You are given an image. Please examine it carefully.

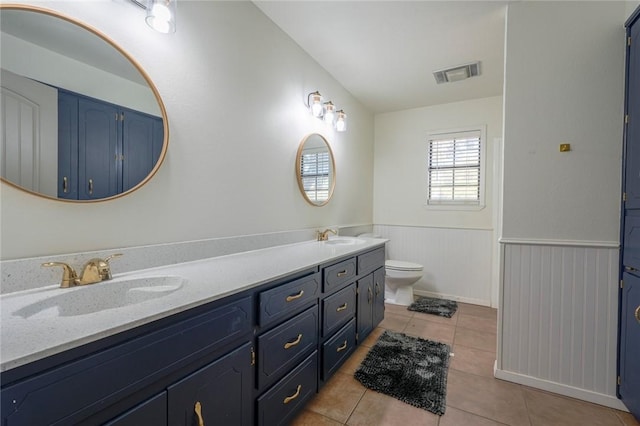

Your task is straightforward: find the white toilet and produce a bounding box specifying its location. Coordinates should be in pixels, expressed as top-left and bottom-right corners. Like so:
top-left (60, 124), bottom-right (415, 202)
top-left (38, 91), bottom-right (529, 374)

top-left (358, 234), bottom-right (424, 306)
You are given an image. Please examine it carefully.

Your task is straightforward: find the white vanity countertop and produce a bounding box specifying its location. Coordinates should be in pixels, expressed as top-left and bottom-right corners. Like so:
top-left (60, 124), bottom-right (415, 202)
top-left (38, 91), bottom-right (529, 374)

top-left (0, 237), bottom-right (386, 372)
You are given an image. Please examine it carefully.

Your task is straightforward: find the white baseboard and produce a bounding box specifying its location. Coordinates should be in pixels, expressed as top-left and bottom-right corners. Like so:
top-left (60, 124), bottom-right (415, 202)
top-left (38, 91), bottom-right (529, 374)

top-left (413, 289), bottom-right (490, 307)
top-left (494, 369), bottom-right (629, 412)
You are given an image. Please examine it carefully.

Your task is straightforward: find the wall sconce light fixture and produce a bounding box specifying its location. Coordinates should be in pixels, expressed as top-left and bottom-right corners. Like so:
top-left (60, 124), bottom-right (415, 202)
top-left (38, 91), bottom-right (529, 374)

top-left (306, 91), bottom-right (347, 132)
top-left (336, 110), bottom-right (347, 132)
top-left (307, 91), bottom-right (324, 118)
top-left (323, 101), bottom-right (336, 125)
top-left (146, 0), bottom-right (176, 33)
top-left (130, 0), bottom-right (177, 33)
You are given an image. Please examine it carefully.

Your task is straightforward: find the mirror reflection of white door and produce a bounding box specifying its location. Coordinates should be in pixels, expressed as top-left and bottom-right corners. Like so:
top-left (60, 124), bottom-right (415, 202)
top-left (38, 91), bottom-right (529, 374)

top-left (1, 68), bottom-right (57, 196)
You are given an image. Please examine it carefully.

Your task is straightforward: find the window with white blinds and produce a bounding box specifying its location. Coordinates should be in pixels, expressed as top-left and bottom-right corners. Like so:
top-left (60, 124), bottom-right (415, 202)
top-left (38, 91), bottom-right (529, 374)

top-left (427, 130), bottom-right (482, 205)
top-left (300, 149), bottom-right (330, 202)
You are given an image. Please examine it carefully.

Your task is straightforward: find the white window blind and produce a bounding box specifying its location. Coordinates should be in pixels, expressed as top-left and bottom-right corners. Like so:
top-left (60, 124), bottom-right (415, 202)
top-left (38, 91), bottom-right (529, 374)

top-left (300, 149), bottom-right (330, 202)
top-left (428, 130), bottom-right (481, 205)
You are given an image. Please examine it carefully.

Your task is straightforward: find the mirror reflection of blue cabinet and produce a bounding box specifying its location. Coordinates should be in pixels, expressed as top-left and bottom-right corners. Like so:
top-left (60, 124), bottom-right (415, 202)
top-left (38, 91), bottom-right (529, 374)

top-left (57, 90), bottom-right (163, 200)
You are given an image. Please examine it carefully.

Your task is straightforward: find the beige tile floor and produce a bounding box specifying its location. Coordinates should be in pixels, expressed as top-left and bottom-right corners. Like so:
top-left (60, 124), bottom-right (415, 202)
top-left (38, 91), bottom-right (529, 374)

top-left (292, 302), bottom-right (640, 426)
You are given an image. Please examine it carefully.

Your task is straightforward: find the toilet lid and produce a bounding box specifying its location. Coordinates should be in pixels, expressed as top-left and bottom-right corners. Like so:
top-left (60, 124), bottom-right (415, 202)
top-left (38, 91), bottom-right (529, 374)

top-left (385, 260), bottom-right (423, 271)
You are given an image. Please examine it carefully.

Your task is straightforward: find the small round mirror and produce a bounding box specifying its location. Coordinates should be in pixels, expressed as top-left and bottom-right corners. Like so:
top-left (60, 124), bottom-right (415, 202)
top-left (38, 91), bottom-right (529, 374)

top-left (295, 133), bottom-right (335, 206)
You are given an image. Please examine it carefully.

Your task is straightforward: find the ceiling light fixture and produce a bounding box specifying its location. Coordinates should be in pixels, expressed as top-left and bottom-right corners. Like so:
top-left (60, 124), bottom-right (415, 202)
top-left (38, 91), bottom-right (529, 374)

top-left (306, 91), bottom-right (347, 132)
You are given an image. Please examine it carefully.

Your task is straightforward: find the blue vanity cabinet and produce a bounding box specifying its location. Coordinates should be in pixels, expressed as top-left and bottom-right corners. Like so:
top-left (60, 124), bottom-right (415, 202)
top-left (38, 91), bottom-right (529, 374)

top-left (167, 342), bottom-right (253, 426)
top-left (372, 266), bottom-right (385, 326)
top-left (356, 273), bottom-right (375, 340)
top-left (322, 282), bottom-right (357, 337)
top-left (57, 90), bottom-right (163, 200)
top-left (104, 392), bottom-right (168, 426)
top-left (78, 97), bottom-right (119, 199)
top-left (121, 107), bottom-right (164, 193)
top-left (0, 295), bottom-right (253, 426)
top-left (1, 244), bottom-right (386, 426)
top-left (322, 319), bottom-right (357, 380)
top-left (256, 305), bottom-right (319, 391)
top-left (256, 351), bottom-right (319, 426)
top-left (356, 266), bottom-right (386, 343)
top-left (57, 91), bottom-right (78, 199)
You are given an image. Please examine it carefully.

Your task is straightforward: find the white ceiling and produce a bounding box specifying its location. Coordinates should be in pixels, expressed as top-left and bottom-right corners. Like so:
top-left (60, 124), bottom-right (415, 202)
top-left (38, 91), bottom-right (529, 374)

top-left (1, 8), bottom-right (147, 86)
top-left (254, 1), bottom-right (508, 114)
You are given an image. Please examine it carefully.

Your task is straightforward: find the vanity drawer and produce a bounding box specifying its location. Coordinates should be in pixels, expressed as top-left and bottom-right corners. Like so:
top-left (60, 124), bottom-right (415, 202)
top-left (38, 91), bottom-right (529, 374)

top-left (322, 283), bottom-right (356, 337)
top-left (357, 246), bottom-right (385, 276)
top-left (258, 272), bottom-right (320, 327)
top-left (323, 257), bottom-right (356, 293)
top-left (1, 296), bottom-right (252, 426)
top-left (256, 351), bottom-right (318, 426)
top-left (322, 319), bottom-right (356, 380)
top-left (257, 305), bottom-right (319, 390)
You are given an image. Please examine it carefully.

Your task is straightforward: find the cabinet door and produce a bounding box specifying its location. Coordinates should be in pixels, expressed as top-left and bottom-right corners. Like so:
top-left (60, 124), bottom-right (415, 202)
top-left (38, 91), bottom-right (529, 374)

top-left (167, 342), bottom-right (253, 426)
top-left (373, 267), bottom-right (386, 327)
top-left (78, 97), bottom-right (119, 199)
top-left (121, 108), bottom-right (163, 193)
top-left (104, 392), bottom-right (167, 426)
top-left (357, 273), bottom-right (374, 341)
top-left (57, 91), bottom-right (78, 199)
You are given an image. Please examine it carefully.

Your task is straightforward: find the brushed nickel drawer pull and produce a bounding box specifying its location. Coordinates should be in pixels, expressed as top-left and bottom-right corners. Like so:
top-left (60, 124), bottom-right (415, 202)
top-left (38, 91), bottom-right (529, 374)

top-left (635, 305), bottom-right (640, 324)
top-left (337, 270), bottom-right (348, 277)
top-left (194, 401), bottom-right (205, 426)
top-left (286, 290), bottom-right (304, 302)
top-left (283, 385), bottom-right (302, 404)
top-left (88, 178), bottom-right (93, 195)
top-left (63, 176), bottom-right (68, 193)
top-left (336, 303), bottom-right (348, 312)
top-left (284, 334), bottom-right (303, 349)
top-left (337, 340), bottom-right (348, 352)
top-left (375, 282), bottom-right (380, 295)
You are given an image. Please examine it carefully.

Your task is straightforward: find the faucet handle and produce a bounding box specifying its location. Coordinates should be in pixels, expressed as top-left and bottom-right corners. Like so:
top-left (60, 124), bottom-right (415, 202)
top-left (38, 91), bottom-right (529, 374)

top-left (42, 262), bottom-right (78, 288)
top-left (101, 253), bottom-right (123, 280)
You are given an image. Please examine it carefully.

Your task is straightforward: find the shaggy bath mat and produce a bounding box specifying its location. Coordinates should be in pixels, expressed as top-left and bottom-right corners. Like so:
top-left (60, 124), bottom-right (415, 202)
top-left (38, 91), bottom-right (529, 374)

top-left (407, 296), bottom-right (458, 318)
top-left (354, 330), bottom-right (451, 415)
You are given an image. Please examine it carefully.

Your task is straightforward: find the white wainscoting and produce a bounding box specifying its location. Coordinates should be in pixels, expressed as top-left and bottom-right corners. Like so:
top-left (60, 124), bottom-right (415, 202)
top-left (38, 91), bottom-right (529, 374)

top-left (497, 241), bottom-right (625, 410)
top-left (373, 224), bottom-right (494, 306)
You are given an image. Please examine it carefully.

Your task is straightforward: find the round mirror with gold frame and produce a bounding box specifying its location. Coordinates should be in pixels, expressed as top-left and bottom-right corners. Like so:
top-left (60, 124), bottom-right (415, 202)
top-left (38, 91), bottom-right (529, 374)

top-left (0, 4), bottom-right (169, 202)
top-left (295, 133), bottom-right (336, 206)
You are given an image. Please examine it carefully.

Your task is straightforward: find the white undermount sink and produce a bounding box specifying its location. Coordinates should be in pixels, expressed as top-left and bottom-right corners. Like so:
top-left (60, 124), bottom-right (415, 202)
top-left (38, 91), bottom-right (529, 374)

top-left (323, 237), bottom-right (367, 246)
top-left (12, 276), bottom-right (186, 319)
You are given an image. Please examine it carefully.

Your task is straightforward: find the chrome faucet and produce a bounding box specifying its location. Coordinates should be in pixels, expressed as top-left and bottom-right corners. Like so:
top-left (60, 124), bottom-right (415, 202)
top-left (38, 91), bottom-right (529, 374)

top-left (42, 254), bottom-right (122, 288)
top-left (317, 228), bottom-right (337, 241)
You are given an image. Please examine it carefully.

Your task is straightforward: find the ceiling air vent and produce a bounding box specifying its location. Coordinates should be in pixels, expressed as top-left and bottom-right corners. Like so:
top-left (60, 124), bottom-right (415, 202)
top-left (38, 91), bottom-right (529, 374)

top-left (433, 62), bottom-right (481, 84)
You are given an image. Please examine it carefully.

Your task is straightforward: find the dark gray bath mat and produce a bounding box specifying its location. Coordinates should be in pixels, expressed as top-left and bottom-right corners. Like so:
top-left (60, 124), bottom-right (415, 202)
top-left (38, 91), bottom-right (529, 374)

top-left (407, 296), bottom-right (458, 318)
top-left (354, 330), bottom-right (451, 415)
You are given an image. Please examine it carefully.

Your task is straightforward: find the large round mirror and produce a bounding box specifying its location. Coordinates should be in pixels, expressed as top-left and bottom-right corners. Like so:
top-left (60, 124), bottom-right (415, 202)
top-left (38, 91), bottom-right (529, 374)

top-left (295, 133), bottom-right (335, 206)
top-left (0, 5), bottom-right (168, 202)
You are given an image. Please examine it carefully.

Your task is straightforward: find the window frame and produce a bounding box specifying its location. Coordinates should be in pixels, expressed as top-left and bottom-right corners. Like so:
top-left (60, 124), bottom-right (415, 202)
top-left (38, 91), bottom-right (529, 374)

top-left (425, 125), bottom-right (487, 210)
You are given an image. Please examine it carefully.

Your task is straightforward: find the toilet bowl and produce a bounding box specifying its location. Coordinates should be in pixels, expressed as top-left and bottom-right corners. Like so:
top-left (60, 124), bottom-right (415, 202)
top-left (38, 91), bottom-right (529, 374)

top-left (384, 260), bottom-right (423, 306)
top-left (358, 233), bottom-right (424, 306)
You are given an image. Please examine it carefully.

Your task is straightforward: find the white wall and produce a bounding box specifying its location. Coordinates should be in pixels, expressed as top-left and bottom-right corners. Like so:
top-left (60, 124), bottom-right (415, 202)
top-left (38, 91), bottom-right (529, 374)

top-left (0, 1), bottom-right (374, 260)
top-left (501, 2), bottom-right (624, 244)
top-left (374, 96), bottom-right (502, 229)
top-left (498, 1), bottom-right (627, 409)
top-left (373, 96), bottom-right (503, 306)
